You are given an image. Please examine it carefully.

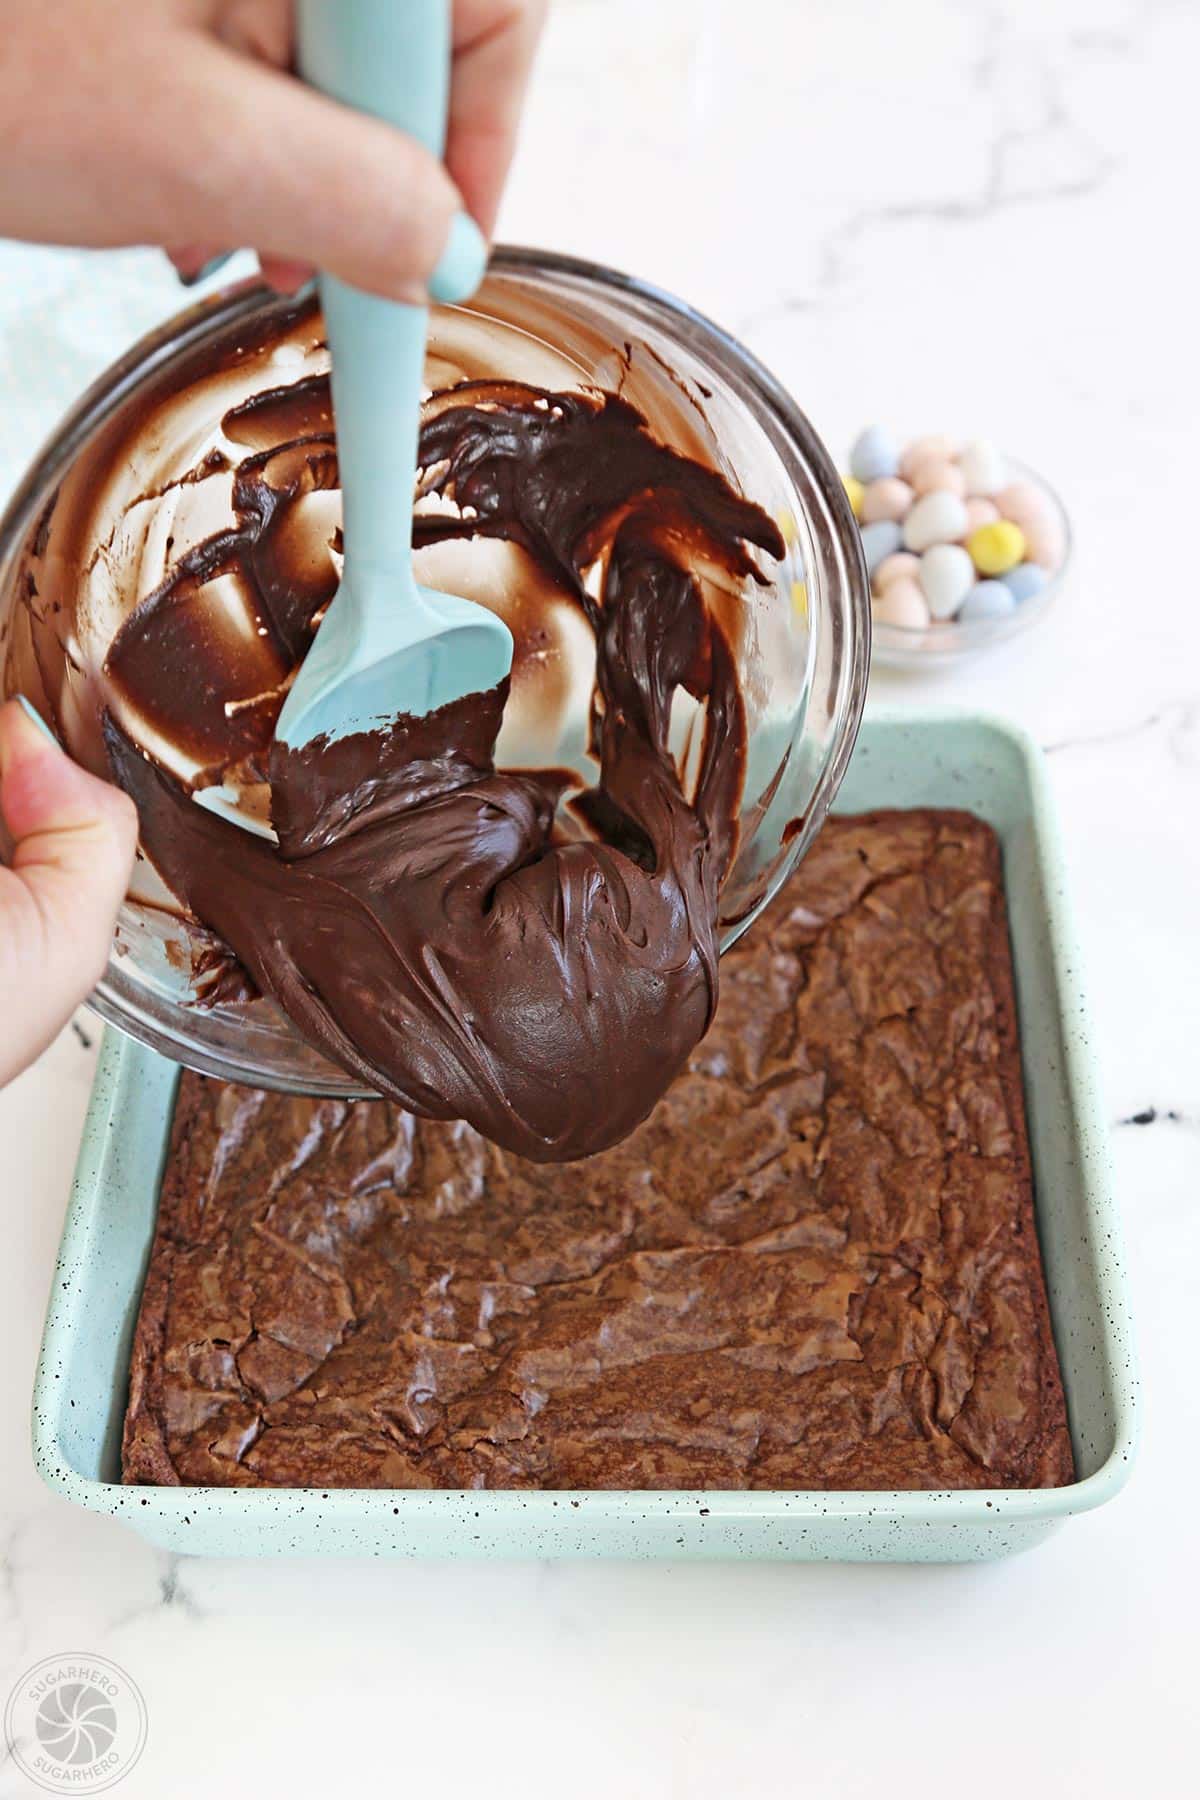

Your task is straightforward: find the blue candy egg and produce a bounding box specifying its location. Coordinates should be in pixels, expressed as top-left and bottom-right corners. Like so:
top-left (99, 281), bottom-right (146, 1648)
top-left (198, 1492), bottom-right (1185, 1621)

top-left (850, 424), bottom-right (900, 484)
top-left (1001, 561), bottom-right (1049, 605)
top-left (859, 518), bottom-right (903, 574)
top-left (958, 580), bottom-right (1016, 622)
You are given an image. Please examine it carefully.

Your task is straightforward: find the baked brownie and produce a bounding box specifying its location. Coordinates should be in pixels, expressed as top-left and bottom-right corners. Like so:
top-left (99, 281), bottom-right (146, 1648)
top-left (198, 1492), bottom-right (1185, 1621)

top-left (122, 810), bottom-right (1075, 1490)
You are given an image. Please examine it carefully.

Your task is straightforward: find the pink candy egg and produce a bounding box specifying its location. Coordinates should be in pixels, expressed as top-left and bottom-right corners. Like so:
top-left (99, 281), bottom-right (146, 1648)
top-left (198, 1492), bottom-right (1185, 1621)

top-left (872, 577), bottom-right (929, 630)
top-left (910, 459), bottom-right (966, 499)
top-left (964, 497), bottom-right (1000, 533)
top-left (995, 479), bottom-right (1051, 529)
top-left (899, 434), bottom-right (958, 481)
top-left (1017, 522), bottom-right (1062, 570)
top-left (860, 476), bottom-right (914, 525)
top-left (873, 551), bottom-right (921, 592)
top-left (995, 480), bottom-right (1065, 570)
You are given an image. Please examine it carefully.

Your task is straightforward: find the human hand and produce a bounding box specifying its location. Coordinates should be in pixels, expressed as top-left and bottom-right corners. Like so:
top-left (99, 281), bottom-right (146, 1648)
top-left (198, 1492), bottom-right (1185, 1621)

top-left (0, 700), bottom-right (137, 1086)
top-left (0, 0), bottom-right (546, 301)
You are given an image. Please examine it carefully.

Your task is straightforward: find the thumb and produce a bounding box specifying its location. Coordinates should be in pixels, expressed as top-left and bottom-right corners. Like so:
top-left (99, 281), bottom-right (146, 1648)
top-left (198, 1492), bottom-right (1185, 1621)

top-left (153, 33), bottom-right (488, 305)
top-left (0, 699), bottom-right (137, 1083)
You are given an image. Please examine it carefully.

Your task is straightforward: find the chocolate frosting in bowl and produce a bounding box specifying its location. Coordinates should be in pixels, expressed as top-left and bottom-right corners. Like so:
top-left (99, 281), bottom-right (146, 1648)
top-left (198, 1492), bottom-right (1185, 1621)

top-left (25, 293), bottom-right (787, 1159)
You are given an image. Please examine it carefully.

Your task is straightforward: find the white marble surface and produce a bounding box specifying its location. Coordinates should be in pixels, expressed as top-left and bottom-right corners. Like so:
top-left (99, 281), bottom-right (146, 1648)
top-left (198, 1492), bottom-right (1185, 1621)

top-left (1, 0), bottom-right (1197, 1793)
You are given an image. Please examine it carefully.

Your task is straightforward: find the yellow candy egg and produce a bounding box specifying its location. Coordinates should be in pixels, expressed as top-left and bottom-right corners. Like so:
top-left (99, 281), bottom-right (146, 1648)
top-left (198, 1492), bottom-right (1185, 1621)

top-left (842, 473), bottom-right (865, 519)
top-left (967, 519), bottom-right (1026, 576)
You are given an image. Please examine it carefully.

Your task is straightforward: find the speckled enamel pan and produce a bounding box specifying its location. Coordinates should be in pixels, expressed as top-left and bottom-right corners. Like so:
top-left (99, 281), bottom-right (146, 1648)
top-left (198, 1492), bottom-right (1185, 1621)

top-left (32, 711), bottom-right (1138, 1560)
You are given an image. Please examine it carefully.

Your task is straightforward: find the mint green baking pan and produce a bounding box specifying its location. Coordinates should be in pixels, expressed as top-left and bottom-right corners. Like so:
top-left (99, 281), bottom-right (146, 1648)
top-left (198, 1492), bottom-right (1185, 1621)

top-left (31, 711), bottom-right (1138, 1560)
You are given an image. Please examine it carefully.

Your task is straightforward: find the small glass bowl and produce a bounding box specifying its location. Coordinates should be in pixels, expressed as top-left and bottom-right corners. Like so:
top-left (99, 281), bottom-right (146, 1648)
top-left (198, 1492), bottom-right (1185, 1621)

top-left (0, 249), bottom-right (870, 1096)
top-left (869, 460), bottom-right (1071, 669)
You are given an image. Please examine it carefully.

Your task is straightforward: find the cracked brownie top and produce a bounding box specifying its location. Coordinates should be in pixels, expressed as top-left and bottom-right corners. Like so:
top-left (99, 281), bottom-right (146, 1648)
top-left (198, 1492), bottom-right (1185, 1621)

top-left (122, 809), bottom-right (1074, 1491)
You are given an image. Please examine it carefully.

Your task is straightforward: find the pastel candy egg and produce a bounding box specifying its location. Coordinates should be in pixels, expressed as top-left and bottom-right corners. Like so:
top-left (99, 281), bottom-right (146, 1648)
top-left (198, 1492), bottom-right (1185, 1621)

top-left (909, 459), bottom-right (966, 499)
top-left (902, 490), bottom-right (969, 553)
top-left (959, 580), bottom-right (1016, 623)
top-left (899, 434), bottom-right (958, 480)
top-left (849, 425), bottom-right (900, 484)
top-left (860, 476), bottom-right (914, 524)
top-left (874, 550), bottom-right (921, 592)
top-left (994, 478), bottom-right (1052, 529)
top-left (1022, 521), bottom-right (1064, 570)
top-left (964, 496), bottom-right (1000, 533)
top-left (919, 543), bottom-right (975, 620)
top-left (1001, 561), bottom-right (1049, 605)
top-left (859, 518), bottom-right (904, 574)
top-left (995, 480), bottom-right (1065, 570)
top-left (958, 439), bottom-right (1007, 497)
top-left (872, 578), bottom-right (929, 630)
top-left (842, 474), bottom-right (865, 520)
top-left (967, 519), bottom-right (1025, 576)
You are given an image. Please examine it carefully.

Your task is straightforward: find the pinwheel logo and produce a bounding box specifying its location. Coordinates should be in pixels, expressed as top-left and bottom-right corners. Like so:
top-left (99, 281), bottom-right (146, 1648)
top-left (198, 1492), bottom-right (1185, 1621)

top-left (5, 1654), bottom-right (147, 1793)
top-left (36, 1680), bottom-right (117, 1763)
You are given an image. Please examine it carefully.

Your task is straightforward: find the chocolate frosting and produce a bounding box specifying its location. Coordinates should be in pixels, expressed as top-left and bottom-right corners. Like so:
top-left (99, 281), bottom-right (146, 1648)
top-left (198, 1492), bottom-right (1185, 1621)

top-left (103, 375), bottom-right (783, 1161)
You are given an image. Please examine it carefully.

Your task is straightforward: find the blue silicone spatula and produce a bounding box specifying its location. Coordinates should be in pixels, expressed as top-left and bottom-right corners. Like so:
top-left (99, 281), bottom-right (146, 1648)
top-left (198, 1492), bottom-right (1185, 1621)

top-left (196, 0), bottom-right (511, 836)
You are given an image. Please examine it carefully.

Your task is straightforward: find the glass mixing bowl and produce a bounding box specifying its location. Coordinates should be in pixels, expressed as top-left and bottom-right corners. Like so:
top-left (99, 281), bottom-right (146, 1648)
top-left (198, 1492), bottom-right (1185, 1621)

top-left (0, 247), bottom-right (870, 1095)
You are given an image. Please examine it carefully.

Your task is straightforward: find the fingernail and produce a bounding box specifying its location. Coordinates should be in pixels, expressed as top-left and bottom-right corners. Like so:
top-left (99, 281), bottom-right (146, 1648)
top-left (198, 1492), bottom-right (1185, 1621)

top-left (428, 212), bottom-right (488, 305)
top-left (14, 695), bottom-right (60, 748)
top-left (178, 252), bottom-right (236, 288)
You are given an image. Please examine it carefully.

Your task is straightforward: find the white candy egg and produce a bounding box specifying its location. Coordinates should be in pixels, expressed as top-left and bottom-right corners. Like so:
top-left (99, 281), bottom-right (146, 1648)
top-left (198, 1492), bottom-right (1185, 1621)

top-left (918, 544), bottom-right (975, 620)
top-left (902, 490), bottom-right (969, 553)
top-left (958, 439), bottom-right (1007, 497)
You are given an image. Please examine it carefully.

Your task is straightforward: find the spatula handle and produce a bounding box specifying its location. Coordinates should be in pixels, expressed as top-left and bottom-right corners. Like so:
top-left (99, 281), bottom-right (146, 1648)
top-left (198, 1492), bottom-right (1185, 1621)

top-left (296, 0), bottom-right (451, 580)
